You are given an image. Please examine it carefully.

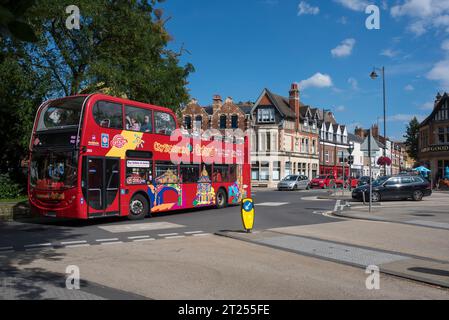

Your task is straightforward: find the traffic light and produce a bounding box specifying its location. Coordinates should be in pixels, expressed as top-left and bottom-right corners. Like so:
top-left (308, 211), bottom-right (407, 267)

top-left (347, 155), bottom-right (354, 165)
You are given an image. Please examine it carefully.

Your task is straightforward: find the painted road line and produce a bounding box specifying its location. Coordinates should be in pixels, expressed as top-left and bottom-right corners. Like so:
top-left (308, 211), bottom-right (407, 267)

top-left (193, 233), bottom-right (213, 237)
top-left (99, 222), bottom-right (185, 234)
top-left (61, 240), bottom-right (88, 246)
top-left (0, 246), bottom-right (14, 251)
top-left (133, 238), bottom-right (156, 243)
top-left (257, 202), bottom-right (290, 207)
top-left (334, 200), bottom-right (341, 212)
top-left (24, 243), bottom-right (53, 249)
top-left (128, 235), bottom-right (150, 240)
top-left (164, 235), bottom-right (186, 240)
top-left (184, 231), bottom-right (204, 235)
top-left (96, 238), bottom-right (120, 242)
top-left (66, 244), bottom-right (91, 249)
top-left (100, 241), bottom-right (124, 246)
top-left (158, 233), bottom-right (179, 237)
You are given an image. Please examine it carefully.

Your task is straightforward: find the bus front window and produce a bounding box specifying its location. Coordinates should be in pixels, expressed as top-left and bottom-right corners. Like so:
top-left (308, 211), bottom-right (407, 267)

top-left (30, 151), bottom-right (78, 190)
top-left (36, 97), bottom-right (85, 131)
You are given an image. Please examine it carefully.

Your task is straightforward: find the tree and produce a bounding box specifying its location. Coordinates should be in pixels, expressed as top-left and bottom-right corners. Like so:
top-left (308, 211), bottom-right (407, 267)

top-left (0, 0), bottom-right (193, 190)
top-left (13, 0), bottom-right (194, 109)
top-left (404, 117), bottom-right (420, 161)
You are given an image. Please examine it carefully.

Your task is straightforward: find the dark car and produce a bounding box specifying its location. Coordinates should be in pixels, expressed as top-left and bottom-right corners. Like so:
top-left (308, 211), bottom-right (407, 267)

top-left (357, 176), bottom-right (372, 187)
top-left (352, 175), bottom-right (432, 202)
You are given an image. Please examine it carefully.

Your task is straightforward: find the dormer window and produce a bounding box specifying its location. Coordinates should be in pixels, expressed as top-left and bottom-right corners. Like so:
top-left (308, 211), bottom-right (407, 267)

top-left (184, 116), bottom-right (192, 130)
top-left (257, 108), bottom-right (275, 123)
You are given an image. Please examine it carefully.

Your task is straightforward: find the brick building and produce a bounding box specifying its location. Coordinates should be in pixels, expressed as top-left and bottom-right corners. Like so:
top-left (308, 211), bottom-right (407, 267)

top-left (250, 83), bottom-right (320, 187)
top-left (418, 92), bottom-right (449, 186)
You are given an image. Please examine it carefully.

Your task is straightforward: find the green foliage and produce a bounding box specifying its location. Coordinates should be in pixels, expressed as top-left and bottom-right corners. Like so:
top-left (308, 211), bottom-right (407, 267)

top-left (404, 117), bottom-right (420, 161)
top-left (0, 174), bottom-right (24, 199)
top-left (0, 0), bottom-right (193, 190)
top-left (0, 0), bottom-right (38, 42)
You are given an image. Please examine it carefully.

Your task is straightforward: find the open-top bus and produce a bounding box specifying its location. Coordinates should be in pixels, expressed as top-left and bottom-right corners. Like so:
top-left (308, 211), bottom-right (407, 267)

top-left (28, 94), bottom-right (251, 220)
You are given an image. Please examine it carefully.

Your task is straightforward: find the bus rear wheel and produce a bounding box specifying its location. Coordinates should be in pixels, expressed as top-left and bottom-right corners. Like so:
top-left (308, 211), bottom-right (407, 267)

top-left (128, 194), bottom-right (149, 220)
top-left (216, 189), bottom-right (228, 209)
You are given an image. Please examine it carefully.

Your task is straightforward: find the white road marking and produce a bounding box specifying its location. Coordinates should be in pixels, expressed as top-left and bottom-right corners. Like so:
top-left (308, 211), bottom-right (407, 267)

top-left (128, 235), bottom-right (150, 240)
top-left (164, 236), bottom-right (186, 240)
top-left (61, 240), bottom-right (87, 245)
top-left (0, 246), bottom-right (13, 251)
top-left (100, 241), bottom-right (123, 246)
top-left (158, 233), bottom-right (179, 237)
top-left (96, 238), bottom-right (119, 242)
top-left (193, 233), bottom-right (213, 237)
top-left (24, 243), bottom-right (52, 248)
top-left (99, 222), bottom-right (185, 233)
top-left (334, 200), bottom-right (341, 212)
top-left (257, 202), bottom-right (289, 207)
top-left (133, 238), bottom-right (156, 242)
top-left (184, 231), bottom-right (204, 235)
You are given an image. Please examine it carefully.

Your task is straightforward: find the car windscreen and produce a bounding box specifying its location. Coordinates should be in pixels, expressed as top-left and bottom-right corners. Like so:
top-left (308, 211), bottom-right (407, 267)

top-left (283, 175), bottom-right (298, 181)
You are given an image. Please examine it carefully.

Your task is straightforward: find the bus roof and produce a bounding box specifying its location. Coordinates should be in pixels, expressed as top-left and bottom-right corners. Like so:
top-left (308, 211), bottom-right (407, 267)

top-left (45, 93), bottom-right (175, 114)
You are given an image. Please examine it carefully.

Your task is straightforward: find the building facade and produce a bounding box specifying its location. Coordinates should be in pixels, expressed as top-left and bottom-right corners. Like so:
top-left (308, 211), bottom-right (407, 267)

top-left (418, 92), bottom-right (449, 186)
top-left (319, 120), bottom-right (350, 178)
top-left (250, 84), bottom-right (320, 188)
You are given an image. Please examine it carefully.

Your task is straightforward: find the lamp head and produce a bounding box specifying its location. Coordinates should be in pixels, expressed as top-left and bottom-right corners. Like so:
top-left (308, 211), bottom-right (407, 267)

top-left (370, 70), bottom-right (378, 80)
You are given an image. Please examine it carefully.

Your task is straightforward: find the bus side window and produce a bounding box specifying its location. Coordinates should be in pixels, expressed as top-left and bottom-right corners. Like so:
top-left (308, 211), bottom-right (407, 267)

top-left (154, 111), bottom-right (176, 135)
top-left (92, 101), bottom-right (123, 129)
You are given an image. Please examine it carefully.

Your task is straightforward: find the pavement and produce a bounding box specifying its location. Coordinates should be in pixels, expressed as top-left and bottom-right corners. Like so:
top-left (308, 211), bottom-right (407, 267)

top-left (1, 189), bottom-right (449, 299)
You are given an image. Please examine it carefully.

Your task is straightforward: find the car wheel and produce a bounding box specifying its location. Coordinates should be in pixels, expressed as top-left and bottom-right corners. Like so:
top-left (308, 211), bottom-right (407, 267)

top-left (128, 194), bottom-right (149, 220)
top-left (371, 191), bottom-right (381, 203)
top-left (216, 189), bottom-right (228, 209)
top-left (413, 190), bottom-right (424, 201)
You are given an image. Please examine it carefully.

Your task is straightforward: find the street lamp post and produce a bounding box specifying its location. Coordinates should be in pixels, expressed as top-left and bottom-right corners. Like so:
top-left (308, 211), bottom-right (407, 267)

top-left (370, 67), bottom-right (387, 176)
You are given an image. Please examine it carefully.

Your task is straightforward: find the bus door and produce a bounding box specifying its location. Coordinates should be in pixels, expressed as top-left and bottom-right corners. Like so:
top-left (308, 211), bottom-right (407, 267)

top-left (85, 157), bottom-right (121, 217)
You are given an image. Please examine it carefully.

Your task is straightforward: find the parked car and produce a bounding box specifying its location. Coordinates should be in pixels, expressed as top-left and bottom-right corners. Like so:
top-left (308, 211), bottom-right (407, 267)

top-left (334, 176), bottom-right (358, 188)
top-left (352, 175), bottom-right (432, 202)
top-left (357, 176), bottom-right (372, 187)
top-left (309, 175), bottom-right (335, 189)
top-left (278, 175), bottom-right (310, 191)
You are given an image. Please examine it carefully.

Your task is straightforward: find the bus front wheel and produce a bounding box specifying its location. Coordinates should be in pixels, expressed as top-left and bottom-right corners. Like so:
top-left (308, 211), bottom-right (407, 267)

top-left (128, 194), bottom-right (149, 220)
top-left (216, 189), bottom-right (228, 209)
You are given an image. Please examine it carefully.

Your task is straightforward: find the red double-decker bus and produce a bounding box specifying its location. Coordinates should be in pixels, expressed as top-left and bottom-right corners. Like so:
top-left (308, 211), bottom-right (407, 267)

top-left (28, 94), bottom-right (251, 220)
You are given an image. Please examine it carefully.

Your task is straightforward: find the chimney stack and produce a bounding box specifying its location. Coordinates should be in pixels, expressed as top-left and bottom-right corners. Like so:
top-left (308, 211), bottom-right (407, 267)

top-left (289, 83), bottom-right (300, 131)
top-left (435, 92), bottom-right (443, 109)
top-left (355, 126), bottom-right (364, 138)
top-left (372, 124), bottom-right (379, 138)
top-left (212, 95), bottom-right (222, 114)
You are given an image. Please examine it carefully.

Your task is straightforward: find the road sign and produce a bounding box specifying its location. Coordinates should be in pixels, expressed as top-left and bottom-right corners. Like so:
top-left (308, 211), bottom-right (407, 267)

top-left (241, 198), bottom-right (255, 233)
top-left (360, 133), bottom-right (380, 153)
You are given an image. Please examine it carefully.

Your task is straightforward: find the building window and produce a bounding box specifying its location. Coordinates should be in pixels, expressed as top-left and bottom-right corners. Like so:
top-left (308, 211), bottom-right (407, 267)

top-left (266, 132), bottom-right (271, 152)
top-left (312, 140), bottom-right (316, 154)
top-left (325, 151), bottom-right (329, 163)
top-left (184, 116), bottom-right (192, 130)
top-left (195, 115), bottom-right (202, 130)
top-left (438, 127), bottom-right (445, 144)
top-left (260, 162), bottom-right (270, 181)
top-left (273, 161), bottom-right (281, 181)
top-left (257, 108), bottom-right (275, 123)
top-left (285, 162), bottom-right (292, 176)
top-left (220, 115), bottom-right (227, 129)
top-left (231, 115), bottom-right (239, 129)
top-left (251, 162), bottom-right (259, 180)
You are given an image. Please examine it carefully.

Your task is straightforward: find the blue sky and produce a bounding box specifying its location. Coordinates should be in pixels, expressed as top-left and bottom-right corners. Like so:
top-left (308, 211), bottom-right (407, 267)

top-left (159, 0), bottom-right (449, 141)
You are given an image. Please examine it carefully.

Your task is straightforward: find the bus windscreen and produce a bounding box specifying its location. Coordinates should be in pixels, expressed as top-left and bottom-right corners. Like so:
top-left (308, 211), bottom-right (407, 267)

top-left (36, 97), bottom-right (85, 131)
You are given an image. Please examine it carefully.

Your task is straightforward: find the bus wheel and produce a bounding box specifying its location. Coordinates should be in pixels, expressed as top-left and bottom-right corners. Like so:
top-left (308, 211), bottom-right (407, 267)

top-left (128, 194), bottom-right (149, 220)
top-left (216, 189), bottom-right (228, 209)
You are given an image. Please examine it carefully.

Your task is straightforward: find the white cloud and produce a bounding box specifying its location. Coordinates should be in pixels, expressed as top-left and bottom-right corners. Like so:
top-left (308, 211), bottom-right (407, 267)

top-left (427, 59), bottom-right (449, 88)
top-left (419, 102), bottom-right (434, 110)
top-left (391, 0), bottom-right (449, 35)
top-left (381, 49), bottom-right (400, 58)
top-left (348, 77), bottom-right (359, 90)
top-left (299, 73), bottom-right (333, 89)
top-left (388, 114), bottom-right (426, 122)
top-left (298, 1), bottom-right (319, 16)
top-left (404, 84), bottom-right (414, 91)
top-left (426, 38), bottom-right (449, 88)
top-left (331, 38), bottom-right (356, 58)
top-left (333, 0), bottom-right (370, 12)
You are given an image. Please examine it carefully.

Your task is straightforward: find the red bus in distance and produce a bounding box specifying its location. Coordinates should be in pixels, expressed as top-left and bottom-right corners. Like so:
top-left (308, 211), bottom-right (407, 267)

top-left (28, 94), bottom-right (251, 220)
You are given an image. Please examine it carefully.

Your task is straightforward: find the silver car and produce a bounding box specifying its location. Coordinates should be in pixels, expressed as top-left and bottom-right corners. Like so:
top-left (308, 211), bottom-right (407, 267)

top-left (278, 175), bottom-right (310, 191)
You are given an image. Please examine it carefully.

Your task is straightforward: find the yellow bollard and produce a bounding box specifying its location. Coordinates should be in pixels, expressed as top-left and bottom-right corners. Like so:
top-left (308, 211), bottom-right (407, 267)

top-left (241, 198), bottom-right (255, 233)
